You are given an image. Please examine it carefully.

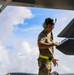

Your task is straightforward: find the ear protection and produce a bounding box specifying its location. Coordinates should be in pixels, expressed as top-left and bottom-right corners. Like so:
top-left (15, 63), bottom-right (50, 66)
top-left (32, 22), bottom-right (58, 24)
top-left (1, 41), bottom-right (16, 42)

top-left (43, 22), bottom-right (48, 28)
top-left (42, 18), bottom-right (57, 28)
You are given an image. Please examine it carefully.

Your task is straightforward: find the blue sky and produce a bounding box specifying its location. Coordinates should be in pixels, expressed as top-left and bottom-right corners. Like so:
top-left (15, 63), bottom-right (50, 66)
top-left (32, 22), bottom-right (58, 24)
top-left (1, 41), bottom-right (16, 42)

top-left (0, 6), bottom-right (74, 75)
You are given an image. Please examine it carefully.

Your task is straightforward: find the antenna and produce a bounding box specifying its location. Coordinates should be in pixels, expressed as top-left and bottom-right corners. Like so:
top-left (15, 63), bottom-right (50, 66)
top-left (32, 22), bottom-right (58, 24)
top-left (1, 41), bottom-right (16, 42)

top-left (55, 18), bottom-right (57, 24)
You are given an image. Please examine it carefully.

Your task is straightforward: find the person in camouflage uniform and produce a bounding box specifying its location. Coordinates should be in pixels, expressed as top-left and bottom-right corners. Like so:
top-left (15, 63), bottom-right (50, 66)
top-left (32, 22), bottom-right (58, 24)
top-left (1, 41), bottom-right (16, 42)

top-left (37, 18), bottom-right (60, 75)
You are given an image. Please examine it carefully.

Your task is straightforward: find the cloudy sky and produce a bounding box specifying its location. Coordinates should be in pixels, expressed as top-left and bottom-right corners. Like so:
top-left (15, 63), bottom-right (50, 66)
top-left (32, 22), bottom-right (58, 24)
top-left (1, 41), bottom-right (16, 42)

top-left (0, 5), bottom-right (74, 75)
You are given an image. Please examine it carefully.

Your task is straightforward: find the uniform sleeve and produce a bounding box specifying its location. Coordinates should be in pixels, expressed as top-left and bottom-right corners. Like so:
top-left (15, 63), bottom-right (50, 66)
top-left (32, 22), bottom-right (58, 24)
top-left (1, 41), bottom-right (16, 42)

top-left (38, 34), bottom-right (46, 43)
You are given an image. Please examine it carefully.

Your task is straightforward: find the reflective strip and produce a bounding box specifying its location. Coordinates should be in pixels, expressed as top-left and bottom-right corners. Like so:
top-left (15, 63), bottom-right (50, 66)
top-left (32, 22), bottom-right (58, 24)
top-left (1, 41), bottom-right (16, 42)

top-left (39, 54), bottom-right (49, 60)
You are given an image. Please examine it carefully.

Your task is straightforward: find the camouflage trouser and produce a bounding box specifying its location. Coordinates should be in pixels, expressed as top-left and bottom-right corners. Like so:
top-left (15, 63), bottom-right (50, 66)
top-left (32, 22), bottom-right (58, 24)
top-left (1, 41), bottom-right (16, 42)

top-left (38, 58), bottom-right (52, 75)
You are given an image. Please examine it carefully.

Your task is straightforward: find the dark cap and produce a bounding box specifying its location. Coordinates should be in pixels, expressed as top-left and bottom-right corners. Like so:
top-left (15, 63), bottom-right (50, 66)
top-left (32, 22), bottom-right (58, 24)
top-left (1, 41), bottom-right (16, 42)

top-left (45, 18), bottom-right (54, 25)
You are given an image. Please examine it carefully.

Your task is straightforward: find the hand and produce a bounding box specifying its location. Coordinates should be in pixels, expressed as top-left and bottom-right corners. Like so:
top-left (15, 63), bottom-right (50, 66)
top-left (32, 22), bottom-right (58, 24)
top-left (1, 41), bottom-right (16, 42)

top-left (53, 42), bottom-right (60, 46)
top-left (52, 58), bottom-right (58, 67)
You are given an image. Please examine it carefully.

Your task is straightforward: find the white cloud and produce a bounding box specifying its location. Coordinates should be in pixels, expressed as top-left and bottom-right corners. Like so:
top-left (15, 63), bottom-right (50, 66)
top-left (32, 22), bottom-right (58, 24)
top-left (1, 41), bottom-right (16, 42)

top-left (0, 6), bottom-right (33, 45)
top-left (5, 40), bottom-right (38, 74)
top-left (21, 41), bottom-right (32, 53)
top-left (0, 6), bottom-right (35, 75)
top-left (0, 43), bottom-right (10, 75)
top-left (19, 25), bottom-right (42, 32)
top-left (0, 40), bottom-right (39, 75)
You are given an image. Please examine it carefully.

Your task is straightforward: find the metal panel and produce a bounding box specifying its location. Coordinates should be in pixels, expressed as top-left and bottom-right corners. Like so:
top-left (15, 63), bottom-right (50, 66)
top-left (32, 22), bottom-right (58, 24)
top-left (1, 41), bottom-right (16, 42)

top-left (12, 0), bottom-right (35, 4)
top-left (0, 0), bottom-right (74, 10)
top-left (58, 18), bottom-right (74, 38)
top-left (56, 39), bottom-right (74, 55)
top-left (6, 73), bottom-right (37, 75)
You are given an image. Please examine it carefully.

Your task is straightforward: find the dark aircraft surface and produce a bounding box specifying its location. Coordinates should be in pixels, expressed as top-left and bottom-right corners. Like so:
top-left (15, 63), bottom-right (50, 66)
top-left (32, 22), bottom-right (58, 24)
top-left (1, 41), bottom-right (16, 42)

top-left (58, 18), bottom-right (74, 38)
top-left (5, 73), bottom-right (37, 75)
top-left (0, 0), bottom-right (74, 13)
top-left (5, 73), bottom-right (74, 75)
top-left (56, 18), bottom-right (74, 55)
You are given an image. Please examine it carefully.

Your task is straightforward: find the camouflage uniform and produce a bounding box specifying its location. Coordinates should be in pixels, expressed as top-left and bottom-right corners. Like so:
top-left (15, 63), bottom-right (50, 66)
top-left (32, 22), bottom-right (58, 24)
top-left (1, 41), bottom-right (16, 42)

top-left (38, 30), bottom-right (54, 75)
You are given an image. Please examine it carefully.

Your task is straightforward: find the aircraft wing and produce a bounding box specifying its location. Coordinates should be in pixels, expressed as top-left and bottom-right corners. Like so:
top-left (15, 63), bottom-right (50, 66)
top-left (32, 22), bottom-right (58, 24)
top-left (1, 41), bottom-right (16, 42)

top-left (58, 18), bottom-right (74, 38)
top-left (56, 18), bottom-right (74, 55)
top-left (0, 0), bottom-right (74, 13)
top-left (56, 38), bottom-right (74, 55)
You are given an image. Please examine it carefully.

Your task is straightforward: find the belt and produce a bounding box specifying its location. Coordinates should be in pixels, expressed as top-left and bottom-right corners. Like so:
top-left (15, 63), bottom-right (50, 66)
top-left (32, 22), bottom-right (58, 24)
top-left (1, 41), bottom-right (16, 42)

top-left (39, 54), bottom-right (49, 60)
